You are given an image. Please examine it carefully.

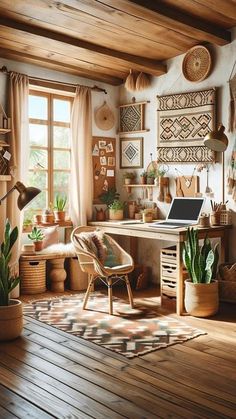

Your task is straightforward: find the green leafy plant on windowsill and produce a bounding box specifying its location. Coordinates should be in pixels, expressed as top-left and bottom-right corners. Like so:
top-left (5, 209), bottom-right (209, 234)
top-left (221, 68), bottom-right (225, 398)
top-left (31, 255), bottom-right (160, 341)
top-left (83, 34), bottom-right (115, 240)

top-left (28, 226), bottom-right (45, 242)
top-left (55, 194), bottom-right (67, 211)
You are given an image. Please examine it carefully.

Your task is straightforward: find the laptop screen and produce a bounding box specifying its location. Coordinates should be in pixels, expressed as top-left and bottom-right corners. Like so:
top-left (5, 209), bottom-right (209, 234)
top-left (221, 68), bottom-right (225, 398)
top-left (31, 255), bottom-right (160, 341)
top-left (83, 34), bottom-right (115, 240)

top-left (167, 198), bottom-right (205, 222)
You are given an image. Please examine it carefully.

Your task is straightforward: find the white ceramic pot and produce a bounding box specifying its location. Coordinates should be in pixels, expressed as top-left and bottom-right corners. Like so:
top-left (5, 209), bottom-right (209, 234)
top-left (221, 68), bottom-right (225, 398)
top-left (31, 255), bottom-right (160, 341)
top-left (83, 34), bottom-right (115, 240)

top-left (184, 279), bottom-right (219, 317)
top-left (0, 299), bottom-right (23, 341)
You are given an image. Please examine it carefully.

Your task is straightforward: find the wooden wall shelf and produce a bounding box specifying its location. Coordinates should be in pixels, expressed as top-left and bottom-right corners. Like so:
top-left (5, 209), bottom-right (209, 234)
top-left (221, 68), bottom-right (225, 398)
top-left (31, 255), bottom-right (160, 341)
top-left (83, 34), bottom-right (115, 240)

top-left (123, 184), bottom-right (157, 188)
top-left (0, 175), bottom-right (11, 181)
top-left (0, 129), bottom-right (11, 134)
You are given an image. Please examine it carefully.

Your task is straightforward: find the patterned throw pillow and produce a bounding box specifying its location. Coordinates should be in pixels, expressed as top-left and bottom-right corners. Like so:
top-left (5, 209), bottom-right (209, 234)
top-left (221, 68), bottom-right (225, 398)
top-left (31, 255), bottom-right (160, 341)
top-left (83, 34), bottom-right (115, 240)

top-left (103, 236), bottom-right (119, 268)
top-left (78, 230), bottom-right (119, 267)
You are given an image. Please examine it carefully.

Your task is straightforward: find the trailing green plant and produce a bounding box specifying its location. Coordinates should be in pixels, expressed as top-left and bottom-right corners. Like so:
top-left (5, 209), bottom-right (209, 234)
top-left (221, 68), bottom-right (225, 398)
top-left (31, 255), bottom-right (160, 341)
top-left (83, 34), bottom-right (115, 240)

top-left (28, 226), bottom-right (45, 242)
top-left (182, 227), bottom-right (219, 284)
top-left (108, 200), bottom-right (125, 211)
top-left (0, 220), bottom-right (20, 306)
top-left (55, 194), bottom-right (67, 211)
top-left (99, 187), bottom-right (120, 207)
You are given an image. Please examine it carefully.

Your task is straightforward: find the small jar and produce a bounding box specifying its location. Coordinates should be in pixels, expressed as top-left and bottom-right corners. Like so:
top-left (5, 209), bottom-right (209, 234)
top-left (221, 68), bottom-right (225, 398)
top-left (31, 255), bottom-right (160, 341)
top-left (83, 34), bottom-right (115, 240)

top-left (142, 212), bottom-right (153, 223)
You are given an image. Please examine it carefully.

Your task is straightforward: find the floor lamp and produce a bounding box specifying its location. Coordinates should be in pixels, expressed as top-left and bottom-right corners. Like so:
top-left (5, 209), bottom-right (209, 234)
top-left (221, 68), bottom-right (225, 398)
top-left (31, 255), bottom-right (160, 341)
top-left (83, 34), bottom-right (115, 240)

top-left (0, 181), bottom-right (41, 210)
top-left (204, 124), bottom-right (228, 204)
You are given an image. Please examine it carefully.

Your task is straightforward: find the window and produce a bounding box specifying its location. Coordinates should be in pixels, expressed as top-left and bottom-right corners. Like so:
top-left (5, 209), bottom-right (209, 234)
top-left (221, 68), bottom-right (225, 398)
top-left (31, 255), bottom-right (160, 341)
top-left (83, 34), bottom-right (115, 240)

top-left (26, 90), bottom-right (72, 219)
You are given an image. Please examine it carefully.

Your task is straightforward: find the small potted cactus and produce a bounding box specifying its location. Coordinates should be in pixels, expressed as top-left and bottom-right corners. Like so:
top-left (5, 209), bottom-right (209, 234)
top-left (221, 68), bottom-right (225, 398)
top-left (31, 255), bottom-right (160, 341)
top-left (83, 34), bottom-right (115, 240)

top-left (140, 170), bottom-right (147, 185)
top-left (28, 227), bottom-right (45, 251)
top-left (42, 203), bottom-right (54, 224)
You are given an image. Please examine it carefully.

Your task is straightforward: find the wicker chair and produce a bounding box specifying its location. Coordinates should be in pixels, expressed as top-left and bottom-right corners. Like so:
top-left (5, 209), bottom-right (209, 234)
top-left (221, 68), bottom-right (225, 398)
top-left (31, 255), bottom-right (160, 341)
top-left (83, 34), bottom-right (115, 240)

top-left (71, 226), bottom-right (134, 315)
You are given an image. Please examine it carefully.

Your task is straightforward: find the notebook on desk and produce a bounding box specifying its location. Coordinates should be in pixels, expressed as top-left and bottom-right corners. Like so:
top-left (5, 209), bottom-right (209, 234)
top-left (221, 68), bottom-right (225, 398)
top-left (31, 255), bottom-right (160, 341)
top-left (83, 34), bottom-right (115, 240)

top-left (151, 197), bottom-right (205, 229)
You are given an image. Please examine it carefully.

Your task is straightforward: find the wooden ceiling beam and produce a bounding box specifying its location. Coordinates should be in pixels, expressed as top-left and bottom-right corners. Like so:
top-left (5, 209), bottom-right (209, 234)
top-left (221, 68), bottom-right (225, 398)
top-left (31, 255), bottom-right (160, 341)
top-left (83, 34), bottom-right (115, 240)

top-left (0, 17), bottom-right (166, 76)
top-left (0, 47), bottom-right (122, 85)
top-left (101, 0), bottom-right (231, 46)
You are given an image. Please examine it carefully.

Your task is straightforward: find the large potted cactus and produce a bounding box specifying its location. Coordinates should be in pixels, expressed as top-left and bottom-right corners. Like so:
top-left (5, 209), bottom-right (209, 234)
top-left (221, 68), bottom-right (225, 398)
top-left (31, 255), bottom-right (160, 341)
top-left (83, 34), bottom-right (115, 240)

top-left (0, 219), bottom-right (23, 341)
top-left (182, 227), bottom-right (219, 317)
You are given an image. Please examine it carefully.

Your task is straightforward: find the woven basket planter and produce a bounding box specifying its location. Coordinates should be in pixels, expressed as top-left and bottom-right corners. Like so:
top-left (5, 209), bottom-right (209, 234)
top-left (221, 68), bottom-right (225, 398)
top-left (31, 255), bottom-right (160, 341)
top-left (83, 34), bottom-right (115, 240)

top-left (20, 259), bottom-right (46, 294)
top-left (0, 300), bottom-right (23, 341)
top-left (184, 279), bottom-right (219, 317)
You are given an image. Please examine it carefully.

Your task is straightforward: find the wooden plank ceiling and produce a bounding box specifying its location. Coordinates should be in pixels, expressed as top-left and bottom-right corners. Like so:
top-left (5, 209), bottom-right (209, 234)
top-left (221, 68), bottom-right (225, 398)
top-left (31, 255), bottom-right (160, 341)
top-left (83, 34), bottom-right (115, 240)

top-left (0, 0), bottom-right (235, 85)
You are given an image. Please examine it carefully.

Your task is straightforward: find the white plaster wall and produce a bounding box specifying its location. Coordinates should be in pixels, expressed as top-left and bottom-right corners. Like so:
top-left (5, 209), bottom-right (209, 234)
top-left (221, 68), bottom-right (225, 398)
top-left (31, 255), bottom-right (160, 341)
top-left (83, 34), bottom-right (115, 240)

top-left (119, 29), bottom-right (236, 281)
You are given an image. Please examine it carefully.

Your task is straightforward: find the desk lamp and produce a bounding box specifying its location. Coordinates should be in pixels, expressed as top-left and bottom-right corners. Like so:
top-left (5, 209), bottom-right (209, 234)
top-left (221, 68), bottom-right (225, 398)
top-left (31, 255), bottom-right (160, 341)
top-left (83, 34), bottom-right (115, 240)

top-left (0, 181), bottom-right (41, 210)
top-left (204, 124), bottom-right (228, 203)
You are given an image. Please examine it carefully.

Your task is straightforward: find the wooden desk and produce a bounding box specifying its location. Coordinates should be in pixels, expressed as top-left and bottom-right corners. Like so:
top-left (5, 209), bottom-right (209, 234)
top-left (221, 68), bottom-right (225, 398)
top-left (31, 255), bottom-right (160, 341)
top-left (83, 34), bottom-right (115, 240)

top-left (89, 221), bottom-right (231, 315)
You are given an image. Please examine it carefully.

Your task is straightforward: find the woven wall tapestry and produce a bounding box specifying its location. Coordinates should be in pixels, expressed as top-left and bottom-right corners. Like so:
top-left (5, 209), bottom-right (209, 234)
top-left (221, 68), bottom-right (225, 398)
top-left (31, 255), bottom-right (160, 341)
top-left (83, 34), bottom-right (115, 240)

top-left (157, 88), bottom-right (216, 162)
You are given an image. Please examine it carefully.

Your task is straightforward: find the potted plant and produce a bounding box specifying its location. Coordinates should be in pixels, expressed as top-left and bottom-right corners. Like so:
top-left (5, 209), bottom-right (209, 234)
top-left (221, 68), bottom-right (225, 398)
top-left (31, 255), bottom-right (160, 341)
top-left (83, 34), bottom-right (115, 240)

top-left (108, 200), bottom-right (125, 220)
top-left (42, 203), bottom-right (54, 224)
top-left (140, 170), bottom-right (147, 185)
top-left (0, 219), bottom-right (23, 341)
top-left (54, 194), bottom-right (67, 222)
top-left (98, 187), bottom-right (120, 220)
top-left (123, 171), bottom-right (136, 185)
top-left (147, 169), bottom-right (156, 185)
top-left (28, 226), bottom-right (45, 251)
top-left (182, 227), bottom-right (219, 317)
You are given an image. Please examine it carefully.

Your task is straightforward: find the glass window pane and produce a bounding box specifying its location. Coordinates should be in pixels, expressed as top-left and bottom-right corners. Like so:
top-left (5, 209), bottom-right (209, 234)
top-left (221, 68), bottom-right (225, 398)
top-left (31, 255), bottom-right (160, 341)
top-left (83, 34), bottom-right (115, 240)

top-left (29, 95), bottom-right (48, 120)
top-left (53, 99), bottom-right (70, 122)
top-left (29, 148), bottom-right (48, 170)
top-left (53, 150), bottom-right (70, 170)
top-left (29, 124), bottom-right (47, 147)
top-left (27, 190), bottom-right (47, 210)
top-left (53, 172), bottom-right (70, 191)
top-left (53, 126), bottom-right (70, 148)
top-left (28, 171), bottom-right (47, 190)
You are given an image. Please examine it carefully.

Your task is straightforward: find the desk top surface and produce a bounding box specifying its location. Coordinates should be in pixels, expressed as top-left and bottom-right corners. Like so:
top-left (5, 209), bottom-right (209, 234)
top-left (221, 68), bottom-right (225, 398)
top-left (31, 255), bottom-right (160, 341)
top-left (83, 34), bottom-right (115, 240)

top-left (89, 220), bottom-right (231, 241)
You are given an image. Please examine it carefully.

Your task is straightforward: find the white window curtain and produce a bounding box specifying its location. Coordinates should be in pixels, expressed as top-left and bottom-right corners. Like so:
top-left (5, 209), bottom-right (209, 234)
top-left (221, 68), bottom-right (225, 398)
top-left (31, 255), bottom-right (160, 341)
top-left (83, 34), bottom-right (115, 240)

top-left (6, 71), bottom-right (29, 277)
top-left (70, 86), bottom-right (93, 226)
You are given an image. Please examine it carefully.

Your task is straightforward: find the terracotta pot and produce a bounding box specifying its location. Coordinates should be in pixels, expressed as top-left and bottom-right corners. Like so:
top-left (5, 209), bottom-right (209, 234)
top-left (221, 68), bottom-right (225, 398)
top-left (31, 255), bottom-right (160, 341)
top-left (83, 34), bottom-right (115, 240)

top-left (34, 240), bottom-right (43, 251)
top-left (147, 177), bottom-right (154, 185)
top-left (140, 176), bottom-right (147, 185)
top-left (184, 279), bottom-right (219, 317)
top-left (54, 210), bottom-right (66, 222)
top-left (42, 214), bottom-right (54, 224)
top-left (109, 209), bottom-right (123, 220)
top-left (95, 208), bottom-right (106, 221)
top-left (0, 299), bottom-right (23, 341)
top-left (33, 214), bottom-right (42, 224)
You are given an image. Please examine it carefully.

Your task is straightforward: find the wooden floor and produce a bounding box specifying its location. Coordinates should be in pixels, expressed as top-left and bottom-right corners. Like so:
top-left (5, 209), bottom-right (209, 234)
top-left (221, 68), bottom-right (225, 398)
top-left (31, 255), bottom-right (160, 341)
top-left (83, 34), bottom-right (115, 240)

top-left (0, 287), bottom-right (236, 419)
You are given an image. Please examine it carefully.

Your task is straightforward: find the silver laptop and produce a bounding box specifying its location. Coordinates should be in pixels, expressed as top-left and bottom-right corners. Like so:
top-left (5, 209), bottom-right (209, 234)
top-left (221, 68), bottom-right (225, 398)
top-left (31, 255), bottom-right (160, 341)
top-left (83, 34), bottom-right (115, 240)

top-left (151, 197), bottom-right (205, 229)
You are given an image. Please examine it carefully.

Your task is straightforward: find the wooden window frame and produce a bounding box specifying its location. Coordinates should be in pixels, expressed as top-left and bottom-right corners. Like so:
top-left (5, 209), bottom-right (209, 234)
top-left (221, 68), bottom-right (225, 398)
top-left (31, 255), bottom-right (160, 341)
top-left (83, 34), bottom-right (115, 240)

top-left (29, 89), bottom-right (72, 210)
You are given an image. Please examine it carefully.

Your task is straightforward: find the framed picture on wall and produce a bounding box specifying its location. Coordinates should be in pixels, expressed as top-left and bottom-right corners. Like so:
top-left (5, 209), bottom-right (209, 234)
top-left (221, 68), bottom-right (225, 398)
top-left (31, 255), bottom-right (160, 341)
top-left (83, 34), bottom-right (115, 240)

top-left (120, 137), bottom-right (143, 168)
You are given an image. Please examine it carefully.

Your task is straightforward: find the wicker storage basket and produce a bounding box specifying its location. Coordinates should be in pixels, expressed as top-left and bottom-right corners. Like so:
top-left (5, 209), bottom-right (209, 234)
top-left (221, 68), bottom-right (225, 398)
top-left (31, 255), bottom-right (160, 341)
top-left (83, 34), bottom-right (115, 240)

top-left (20, 259), bottom-right (46, 294)
top-left (218, 262), bottom-right (236, 303)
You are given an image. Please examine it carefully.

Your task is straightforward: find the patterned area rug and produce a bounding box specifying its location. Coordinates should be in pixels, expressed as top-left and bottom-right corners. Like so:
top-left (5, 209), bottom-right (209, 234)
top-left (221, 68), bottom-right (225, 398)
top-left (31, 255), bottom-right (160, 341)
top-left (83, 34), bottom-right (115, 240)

top-left (23, 293), bottom-right (206, 358)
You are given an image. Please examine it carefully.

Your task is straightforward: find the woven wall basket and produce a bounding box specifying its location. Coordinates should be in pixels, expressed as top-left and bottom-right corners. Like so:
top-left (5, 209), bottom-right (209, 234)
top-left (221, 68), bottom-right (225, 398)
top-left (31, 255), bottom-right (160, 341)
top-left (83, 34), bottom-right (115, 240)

top-left (182, 45), bottom-right (212, 82)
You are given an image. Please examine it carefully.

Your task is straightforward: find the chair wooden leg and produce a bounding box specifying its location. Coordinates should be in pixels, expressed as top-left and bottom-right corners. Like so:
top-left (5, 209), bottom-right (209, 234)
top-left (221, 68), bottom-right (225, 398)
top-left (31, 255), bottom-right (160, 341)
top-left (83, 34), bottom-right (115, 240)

top-left (125, 275), bottom-right (134, 308)
top-left (107, 278), bottom-right (113, 315)
top-left (83, 275), bottom-right (94, 310)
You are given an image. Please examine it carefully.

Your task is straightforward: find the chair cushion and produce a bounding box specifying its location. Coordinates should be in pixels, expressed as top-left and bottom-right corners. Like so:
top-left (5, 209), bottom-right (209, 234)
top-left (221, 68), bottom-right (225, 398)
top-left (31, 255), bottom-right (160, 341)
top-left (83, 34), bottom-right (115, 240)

top-left (103, 236), bottom-right (119, 267)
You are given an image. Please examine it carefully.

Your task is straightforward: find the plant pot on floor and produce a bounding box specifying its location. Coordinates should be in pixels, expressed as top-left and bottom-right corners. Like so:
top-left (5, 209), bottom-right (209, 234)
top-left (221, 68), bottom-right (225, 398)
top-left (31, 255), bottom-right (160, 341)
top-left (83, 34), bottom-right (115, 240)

top-left (0, 299), bottom-right (23, 341)
top-left (184, 279), bottom-right (219, 317)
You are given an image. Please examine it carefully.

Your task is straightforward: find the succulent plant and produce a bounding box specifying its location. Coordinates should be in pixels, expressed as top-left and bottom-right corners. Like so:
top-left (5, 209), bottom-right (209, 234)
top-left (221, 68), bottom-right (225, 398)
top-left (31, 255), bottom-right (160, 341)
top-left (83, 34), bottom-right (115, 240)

top-left (28, 227), bottom-right (45, 242)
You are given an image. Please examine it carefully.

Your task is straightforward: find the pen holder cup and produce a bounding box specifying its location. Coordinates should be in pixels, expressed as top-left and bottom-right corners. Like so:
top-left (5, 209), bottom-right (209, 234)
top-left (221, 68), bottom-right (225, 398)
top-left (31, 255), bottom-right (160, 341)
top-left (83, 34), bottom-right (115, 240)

top-left (210, 211), bottom-right (221, 226)
top-left (199, 215), bottom-right (210, 227)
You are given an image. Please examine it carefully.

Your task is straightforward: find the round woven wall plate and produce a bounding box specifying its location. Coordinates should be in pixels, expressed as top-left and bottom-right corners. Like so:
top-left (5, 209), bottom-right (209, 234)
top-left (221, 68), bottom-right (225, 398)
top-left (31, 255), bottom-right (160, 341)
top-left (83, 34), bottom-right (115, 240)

top-left (95, 101), bottom-right (115, 131)
top-left (182, 45), bottom-right (212, 82)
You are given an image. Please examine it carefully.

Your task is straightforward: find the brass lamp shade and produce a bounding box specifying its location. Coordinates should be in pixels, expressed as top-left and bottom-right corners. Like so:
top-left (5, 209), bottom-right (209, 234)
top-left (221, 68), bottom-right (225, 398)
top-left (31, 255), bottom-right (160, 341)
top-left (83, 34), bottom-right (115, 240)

top-left (204, 124), bottom-right (228, 152)
top-left (15, 181), bottom-right (41, 210)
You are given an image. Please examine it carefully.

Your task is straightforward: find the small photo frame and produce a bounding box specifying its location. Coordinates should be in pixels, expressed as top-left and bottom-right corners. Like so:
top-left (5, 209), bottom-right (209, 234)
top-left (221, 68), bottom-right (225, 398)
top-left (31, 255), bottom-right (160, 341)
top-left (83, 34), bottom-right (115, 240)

top-left (99, 140), bottom-right (106, 149)
top-left (120, 137), bottom-right (143, 168)
top-left (100, 166), bottom-right (106, 176)
top-left (108, 156), bottom-right (115, 166)
top-left (106, 142), bottom-right (113, 153)
top-left (100, 156), bottom-right (107, 165)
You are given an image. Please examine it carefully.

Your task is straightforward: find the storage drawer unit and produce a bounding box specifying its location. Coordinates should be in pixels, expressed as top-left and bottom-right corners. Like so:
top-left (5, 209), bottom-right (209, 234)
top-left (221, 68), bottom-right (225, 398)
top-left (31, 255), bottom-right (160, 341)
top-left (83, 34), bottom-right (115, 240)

top-left (160, 246), bottom-right (188, 309)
